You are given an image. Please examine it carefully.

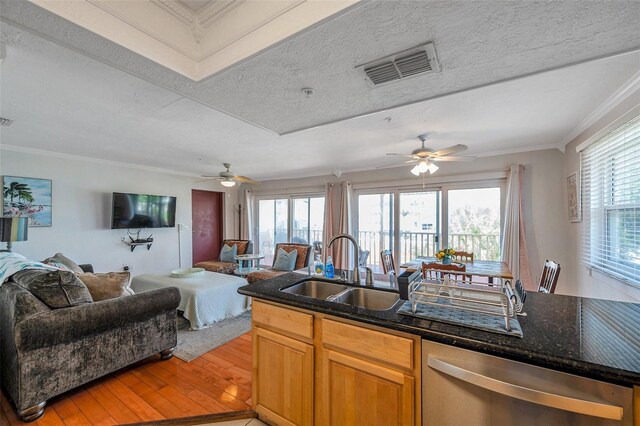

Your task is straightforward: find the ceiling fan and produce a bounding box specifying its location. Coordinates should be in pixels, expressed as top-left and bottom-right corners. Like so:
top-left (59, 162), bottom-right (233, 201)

top-left (386, 134), bottom-right (475, 176)
top-left (202, 163), bottom-right (260, 187)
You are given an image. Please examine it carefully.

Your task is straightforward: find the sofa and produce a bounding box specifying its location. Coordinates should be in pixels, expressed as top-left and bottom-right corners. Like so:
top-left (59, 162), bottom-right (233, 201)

top-left (246, 242), bottom-right (312, 283)
top-left (194, 239), bottom-right (254, 274)
top-left (0, 263), bottom-right (180, 422)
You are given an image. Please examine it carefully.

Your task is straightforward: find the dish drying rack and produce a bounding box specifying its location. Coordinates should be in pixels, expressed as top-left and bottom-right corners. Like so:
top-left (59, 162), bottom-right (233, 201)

top-left (407, 274), bottom-right (527, 332)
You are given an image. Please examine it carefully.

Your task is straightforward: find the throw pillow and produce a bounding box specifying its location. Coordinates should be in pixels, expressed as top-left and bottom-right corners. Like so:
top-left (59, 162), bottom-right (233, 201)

top-left (42, 253), bottom-right (84, 274)
top-left (0, 252), bottom-right (59, 284)
top-left (12, 269), bottom-right (93, 308)
top-left (77, 272), bottom-right (134, 301)
top-left (272, 248), bottom-right (298, 271)
top-left (219, 244), bottom-right (238, 262)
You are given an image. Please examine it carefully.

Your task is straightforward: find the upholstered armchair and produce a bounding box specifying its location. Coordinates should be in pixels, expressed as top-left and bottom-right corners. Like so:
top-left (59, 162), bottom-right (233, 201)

top-left (246, 242), bottom-right (312, 283)
top-left (0, 275), bottom-right (180, 422)
top-left (194, 239), bottom-right (253, 274)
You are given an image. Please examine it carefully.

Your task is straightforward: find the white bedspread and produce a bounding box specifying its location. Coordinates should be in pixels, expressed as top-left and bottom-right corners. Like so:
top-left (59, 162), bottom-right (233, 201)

top-left (131, 271), bottom-right (249, 330)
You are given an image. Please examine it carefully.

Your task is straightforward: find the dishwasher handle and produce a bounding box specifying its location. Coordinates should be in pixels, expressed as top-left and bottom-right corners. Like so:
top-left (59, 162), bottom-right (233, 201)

top-left (427, 356), bottom-right (624, 420)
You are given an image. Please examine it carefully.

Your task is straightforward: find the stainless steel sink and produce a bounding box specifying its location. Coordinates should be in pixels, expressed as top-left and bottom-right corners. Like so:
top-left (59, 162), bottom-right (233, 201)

top-left (281, 279), bottom-right (400, 311)
top-left (332, 287), bottom-right (400, 311)
top-left (281, 280), bottom-right (349, 299)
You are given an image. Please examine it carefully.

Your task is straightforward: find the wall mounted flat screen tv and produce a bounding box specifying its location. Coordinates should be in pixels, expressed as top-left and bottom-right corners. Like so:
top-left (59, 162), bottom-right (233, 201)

top-left (111, 192), bottom-right (176, 229)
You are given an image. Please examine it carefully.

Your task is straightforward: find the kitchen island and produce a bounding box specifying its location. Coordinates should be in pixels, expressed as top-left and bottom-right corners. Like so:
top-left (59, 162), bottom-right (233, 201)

top-left (238, 271), bottom-right (640, 425)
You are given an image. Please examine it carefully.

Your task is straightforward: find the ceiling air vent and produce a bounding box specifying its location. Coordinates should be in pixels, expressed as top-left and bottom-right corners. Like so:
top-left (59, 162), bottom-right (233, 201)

top-left (0, 117), bottom-right (13, 127)
top-left (357, 42), bottom-right (440, 86)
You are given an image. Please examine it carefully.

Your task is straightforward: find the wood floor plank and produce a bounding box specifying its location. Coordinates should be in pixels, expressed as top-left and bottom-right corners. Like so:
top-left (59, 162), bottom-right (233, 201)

top-left (51, 398), bottom-right (92, 426)
top-left (70, 388), bottom-right (114, 425)
top-left (104, 377), bottom-right (164, 422)
top-left (87, 383), bottom-right (142, 424)
top-left (35, 406), bottom-right (67, 426)
top-left (1, 333), bottom-right (253, 426)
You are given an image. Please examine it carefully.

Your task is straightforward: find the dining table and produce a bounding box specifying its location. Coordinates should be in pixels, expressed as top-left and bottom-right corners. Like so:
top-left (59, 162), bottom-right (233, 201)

top-left (400, 256), bottom-right (514, 284)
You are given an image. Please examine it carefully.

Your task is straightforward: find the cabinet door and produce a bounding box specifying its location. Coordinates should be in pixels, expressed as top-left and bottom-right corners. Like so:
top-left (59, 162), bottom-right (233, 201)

top-left (254, 327), bottom-right (314, 426)
top-left (322, 349), bottom-right (414, 426)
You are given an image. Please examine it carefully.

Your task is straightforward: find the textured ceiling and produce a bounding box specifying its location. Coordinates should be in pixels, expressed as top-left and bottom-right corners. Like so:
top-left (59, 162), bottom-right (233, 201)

top-left (1, 1), bottom-right (640, 181)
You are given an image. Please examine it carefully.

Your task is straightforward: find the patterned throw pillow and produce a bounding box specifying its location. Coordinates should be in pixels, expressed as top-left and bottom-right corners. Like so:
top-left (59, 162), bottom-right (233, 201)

top-left (0, 252), bottom-right (59, 284)
top-left (42, 253), bottom-right (84, 274)
top-left (77, 272), bottom-right (134, 301)
top-left (12, 269), bottom-right (93, 308)
top-left (219, 244), bottom-right (238, 262)
top-left (272, 248), bottom-right (298, 271)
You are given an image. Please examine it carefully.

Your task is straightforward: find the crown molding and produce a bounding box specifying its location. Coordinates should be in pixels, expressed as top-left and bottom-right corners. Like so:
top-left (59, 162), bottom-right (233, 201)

top-left (560, 69), bottom-right (640, 149)
top-left (151, 0), bottom-right (195, 25)
top-left (25, 0), bottom-right (361, 81)
top-left (87, 0), bottom-right (197, 59)
top-left (199, 0), bottom-right (245, 28)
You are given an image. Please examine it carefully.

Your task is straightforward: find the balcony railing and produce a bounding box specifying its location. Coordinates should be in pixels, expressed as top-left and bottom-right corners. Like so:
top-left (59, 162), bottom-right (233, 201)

top-left (358, 231), bottom-right (501, 267)
top-left (258, 229), bottom-right (500, 268)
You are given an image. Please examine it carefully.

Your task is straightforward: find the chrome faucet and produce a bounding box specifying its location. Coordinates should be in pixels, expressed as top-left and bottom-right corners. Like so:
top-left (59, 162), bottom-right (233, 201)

top-left (327, 233), bottom-right (361, 285)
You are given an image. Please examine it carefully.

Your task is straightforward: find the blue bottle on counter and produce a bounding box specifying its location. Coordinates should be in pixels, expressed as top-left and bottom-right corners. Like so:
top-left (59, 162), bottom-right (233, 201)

top-left (325, 256), bottom-right (335, 279)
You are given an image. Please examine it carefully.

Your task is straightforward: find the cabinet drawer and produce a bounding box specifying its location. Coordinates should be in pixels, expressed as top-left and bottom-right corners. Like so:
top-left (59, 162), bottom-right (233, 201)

top-left (322, 319), bottom-right (414, 370)
top-left (253, 301), bottom-right (313, 341)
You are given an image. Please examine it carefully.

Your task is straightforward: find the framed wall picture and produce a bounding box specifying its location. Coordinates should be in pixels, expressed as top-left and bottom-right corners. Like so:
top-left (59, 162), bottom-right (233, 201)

top-left (2, 176), bottom-right (52, 227)
top-left (567, 172), bottom-right (581, 223)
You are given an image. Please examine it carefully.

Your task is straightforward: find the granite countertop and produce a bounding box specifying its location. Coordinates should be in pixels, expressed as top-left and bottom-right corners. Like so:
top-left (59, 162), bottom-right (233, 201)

top-left (238, 270), bottom-right (640, 387)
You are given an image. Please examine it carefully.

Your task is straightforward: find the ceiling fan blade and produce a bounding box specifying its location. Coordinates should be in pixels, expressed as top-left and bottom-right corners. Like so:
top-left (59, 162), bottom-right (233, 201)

top-left (386, 153), bottom-right (416, 158)
top-left (194, 177), bottom-right (220, 183)
top-left (233, 175), bottom-right (260, 184)
top-left (376, 162), bottom-right (412, 170)
top-left (431, 156), bottom-right (475, 162)
top-left (430, 144), bottom-right (468, 158)
top-left (201, 175), bottom-right (222, 178)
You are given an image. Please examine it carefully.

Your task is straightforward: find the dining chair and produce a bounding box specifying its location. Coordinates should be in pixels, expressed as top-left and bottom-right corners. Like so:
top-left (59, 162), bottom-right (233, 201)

top-left (380, 250), bottom-right (396, 274)
top-left (538, 260), bottom-right (561, 293)
top-left (453, 251), bottom-right (474, 262)
top-left (453, 251), bottom-right (474, 282)
top-left (422, 262), bottom-right (466, 281)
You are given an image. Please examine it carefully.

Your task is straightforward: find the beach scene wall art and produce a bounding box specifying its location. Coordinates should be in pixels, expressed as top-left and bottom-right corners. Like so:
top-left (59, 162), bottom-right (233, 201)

top-left (3, 176), bottom-right (52, 227)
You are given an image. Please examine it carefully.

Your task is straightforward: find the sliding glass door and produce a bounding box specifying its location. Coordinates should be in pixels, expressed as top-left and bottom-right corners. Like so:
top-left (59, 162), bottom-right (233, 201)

top-left (257, 195), bottom-right (325, 266)
top-left (356, 193), bottom-right (393, 271)
top-left (258, 199), bottom-right (288, 265)
top-left (356, 183), bottom-right (503, 270)
top-left (399, 191), bottom-right (441, 264)
top-left (447, 187), bottom-right (501, 260)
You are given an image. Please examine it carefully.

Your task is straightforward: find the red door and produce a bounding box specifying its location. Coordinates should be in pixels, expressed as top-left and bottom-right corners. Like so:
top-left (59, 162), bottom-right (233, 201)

top-left (192, 190), bottom-right (223, 265)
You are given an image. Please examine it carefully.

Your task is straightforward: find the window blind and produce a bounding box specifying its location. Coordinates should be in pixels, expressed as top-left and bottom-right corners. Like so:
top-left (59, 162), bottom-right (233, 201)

top-left (580, 114), bottom-right (640, 286)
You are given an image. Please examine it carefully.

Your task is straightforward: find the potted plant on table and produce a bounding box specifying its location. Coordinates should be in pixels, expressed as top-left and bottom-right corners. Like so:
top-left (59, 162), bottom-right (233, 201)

top-left (436, 248), bottom-right (456, 265)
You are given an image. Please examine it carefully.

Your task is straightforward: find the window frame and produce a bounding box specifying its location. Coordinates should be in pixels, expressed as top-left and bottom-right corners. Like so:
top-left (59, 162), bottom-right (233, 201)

top-left (354, 179), bottom-right (505, 268)
top-left (580, 113), bottom-right (640, 287)
top-left (253, 192), bottom-right (325, 262)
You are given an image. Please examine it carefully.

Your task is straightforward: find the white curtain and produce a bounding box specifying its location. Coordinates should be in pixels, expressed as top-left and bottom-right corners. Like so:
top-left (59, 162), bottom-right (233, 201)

top-left (501, 165), bottom-right (533, 290)
top-left (322, 182), bottom-right (353, 269)
top-left (241, 189), bottom-right (254, 247)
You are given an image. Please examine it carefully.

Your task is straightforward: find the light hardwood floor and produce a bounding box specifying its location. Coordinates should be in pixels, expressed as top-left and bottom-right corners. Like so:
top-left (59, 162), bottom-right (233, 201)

top-left (1, 332), bottom-right (253, 426)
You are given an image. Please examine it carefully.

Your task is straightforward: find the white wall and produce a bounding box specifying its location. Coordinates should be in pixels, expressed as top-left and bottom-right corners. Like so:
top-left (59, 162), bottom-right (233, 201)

top-left (561, 87), bottom-right (640, 303)
top-left (249, 148), bottom-right (569, 291)
top-left (0, 148), bottom-right (239, 274)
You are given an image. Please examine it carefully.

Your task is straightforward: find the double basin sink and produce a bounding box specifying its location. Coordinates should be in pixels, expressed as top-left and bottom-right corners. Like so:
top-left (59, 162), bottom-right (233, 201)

top-left (281, 279), bottom-right (401, 311)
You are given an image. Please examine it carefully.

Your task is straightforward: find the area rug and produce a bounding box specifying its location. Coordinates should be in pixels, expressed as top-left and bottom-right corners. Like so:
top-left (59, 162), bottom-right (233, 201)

top-left (174, 310), bottom-right (252, 362)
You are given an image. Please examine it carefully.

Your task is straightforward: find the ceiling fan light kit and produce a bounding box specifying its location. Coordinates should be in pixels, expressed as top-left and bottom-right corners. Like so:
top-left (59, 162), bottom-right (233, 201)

top-left (200, 162), bottom-right (260, 187)
top-left (387, 133), bottom-right (473, 177)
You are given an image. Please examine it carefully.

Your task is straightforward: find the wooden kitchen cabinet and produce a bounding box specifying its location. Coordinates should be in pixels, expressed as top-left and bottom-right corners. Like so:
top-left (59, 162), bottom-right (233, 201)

top-left (251, 300), bottom-right (421, 426)
top-left (253, 327), bottom-right (314, 426)
top-left (322, 349), bottom-right (414, 426)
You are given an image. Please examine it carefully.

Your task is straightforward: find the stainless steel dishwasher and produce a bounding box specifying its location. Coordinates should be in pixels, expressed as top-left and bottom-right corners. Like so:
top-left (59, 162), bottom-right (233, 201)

top-left (422, 340), bottom-right (634, 425)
